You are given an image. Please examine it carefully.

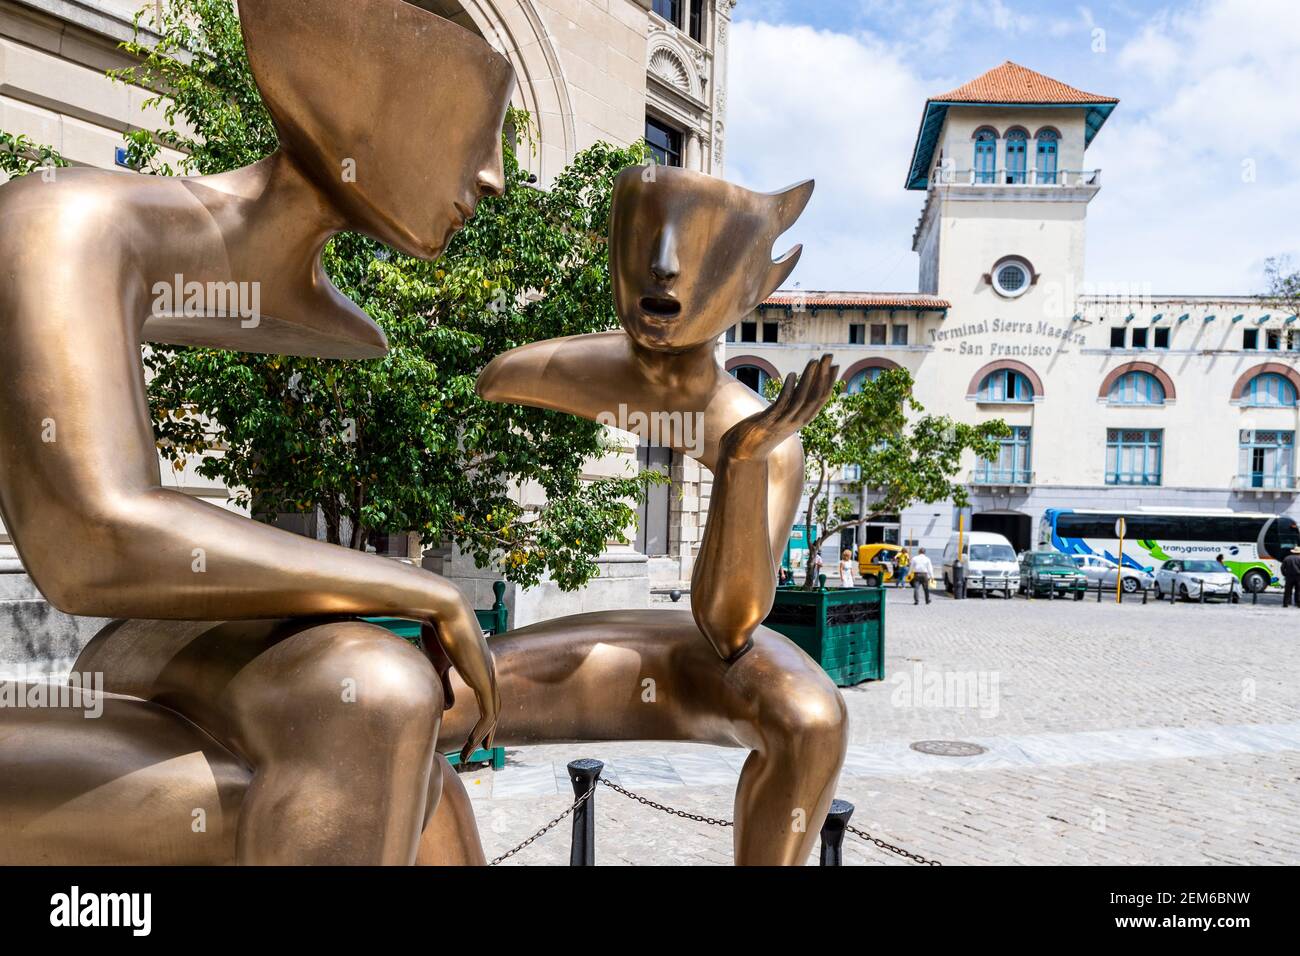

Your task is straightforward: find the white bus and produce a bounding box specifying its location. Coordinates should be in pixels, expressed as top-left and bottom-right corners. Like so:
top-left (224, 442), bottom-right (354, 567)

top-left (1040, 508), bottom-right (1300, 594)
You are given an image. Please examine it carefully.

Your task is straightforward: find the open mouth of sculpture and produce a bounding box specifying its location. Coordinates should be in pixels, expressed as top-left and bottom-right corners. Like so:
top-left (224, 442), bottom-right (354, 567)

top-left (639, 296), bottom-right (682, 319)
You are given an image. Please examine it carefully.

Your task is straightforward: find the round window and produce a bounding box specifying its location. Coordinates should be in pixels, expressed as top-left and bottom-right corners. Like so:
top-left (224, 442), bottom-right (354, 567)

top-left (992, 259), bottom-right (1031, 298)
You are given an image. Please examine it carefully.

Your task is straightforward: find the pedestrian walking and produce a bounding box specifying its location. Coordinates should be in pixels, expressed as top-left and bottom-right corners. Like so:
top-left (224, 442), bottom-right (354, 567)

top-left (910, 547), bottom-right (933, 605)
top-left (838, 549), bottom-right (856, 588)
top-left (895, 548), bottom-right (910, 588)
top-left (878, 550), bottom-right (894, 587)
top-left (1282, 546), bottom-right (1300, 608)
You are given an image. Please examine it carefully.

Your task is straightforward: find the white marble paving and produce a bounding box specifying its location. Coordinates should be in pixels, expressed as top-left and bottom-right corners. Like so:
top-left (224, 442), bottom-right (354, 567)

top-left (469, 720), bottom-right (1300, 800)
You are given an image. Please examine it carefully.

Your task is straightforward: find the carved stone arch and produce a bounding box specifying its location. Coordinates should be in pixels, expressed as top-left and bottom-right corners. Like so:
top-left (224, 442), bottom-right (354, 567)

top-left (647, 28), bottom-right (707, 102)
top-left (409, 1), bottom-right (578, 184)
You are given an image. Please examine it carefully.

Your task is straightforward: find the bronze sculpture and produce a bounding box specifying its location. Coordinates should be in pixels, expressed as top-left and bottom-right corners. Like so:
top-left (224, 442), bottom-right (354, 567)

top-left (0, 0), bottom-right (511, 864)
top-left (443, 166), bottom-right (849, 866)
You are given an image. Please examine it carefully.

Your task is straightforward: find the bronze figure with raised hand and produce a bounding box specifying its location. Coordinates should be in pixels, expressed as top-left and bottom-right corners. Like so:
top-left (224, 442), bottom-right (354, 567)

top-left (0, 0), bottom-right (510, 864)
top-left (431, 165), bottom-right (848, 866)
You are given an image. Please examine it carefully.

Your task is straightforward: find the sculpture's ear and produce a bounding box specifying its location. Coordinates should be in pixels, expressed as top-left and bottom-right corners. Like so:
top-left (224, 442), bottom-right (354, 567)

top-left (759, 180), bottom-right (812, 299)
top-left (772, 179), bottom-right (814, 233)
top-left (763, 244), bottom-right (804, 301)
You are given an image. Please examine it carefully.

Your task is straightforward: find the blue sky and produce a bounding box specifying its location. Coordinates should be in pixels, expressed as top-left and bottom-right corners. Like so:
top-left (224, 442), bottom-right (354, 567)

top-left (726, 0), bottom-right (1300, 295)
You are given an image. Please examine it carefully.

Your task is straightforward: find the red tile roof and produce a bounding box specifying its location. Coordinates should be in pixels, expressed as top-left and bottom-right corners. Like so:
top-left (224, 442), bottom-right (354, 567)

top-left (930, 61), bottom-right (1117, 105)
top-left (763, 292), bottom-right (950, 310)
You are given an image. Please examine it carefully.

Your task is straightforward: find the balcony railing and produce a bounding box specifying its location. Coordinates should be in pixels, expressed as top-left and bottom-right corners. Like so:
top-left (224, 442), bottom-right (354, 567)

top-left (1232, 474), bottom-right (1300, 493)
top-left (969, 469), bottom-right (1034, 487)
top-left (931, 167), bottom-right (1102, 188)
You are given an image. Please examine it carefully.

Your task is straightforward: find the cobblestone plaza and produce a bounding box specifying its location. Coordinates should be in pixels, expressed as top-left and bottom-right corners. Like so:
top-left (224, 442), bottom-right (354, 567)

top-left (464, 591), bottom-right (1300, 865)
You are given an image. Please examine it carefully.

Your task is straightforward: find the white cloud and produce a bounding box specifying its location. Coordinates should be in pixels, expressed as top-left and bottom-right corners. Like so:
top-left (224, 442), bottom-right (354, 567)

top-left (727, 0), bottom-right (1300, 296)
top-left (1090, 0), bottom-right (1300, 293)
top-left (727, 20), bottom-right (930, 290)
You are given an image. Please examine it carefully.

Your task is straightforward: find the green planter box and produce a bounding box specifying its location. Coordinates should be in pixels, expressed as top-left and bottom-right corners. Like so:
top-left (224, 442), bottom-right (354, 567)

top-left (764, 583), bottom-right (885, 687)
top-left (366, 581), bottom-right (509, 770)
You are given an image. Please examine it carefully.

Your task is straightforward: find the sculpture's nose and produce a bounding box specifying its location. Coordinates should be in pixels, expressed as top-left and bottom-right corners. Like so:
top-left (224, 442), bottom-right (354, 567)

top-left (650, 228), bottom-right (680, 285)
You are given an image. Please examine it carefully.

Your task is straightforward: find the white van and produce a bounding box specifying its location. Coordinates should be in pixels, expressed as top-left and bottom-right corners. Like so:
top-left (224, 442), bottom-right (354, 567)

top-left (941, 531), bottom-right (1020, 593)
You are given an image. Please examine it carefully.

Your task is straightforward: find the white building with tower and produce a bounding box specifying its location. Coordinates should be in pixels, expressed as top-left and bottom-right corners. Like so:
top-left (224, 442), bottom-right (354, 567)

top-left (730, 61), bottom-right (1299, 561)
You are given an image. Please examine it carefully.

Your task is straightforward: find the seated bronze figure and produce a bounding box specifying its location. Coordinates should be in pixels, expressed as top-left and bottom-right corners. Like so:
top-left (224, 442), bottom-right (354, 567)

top-left (429, 166), bottom-right (848, 866)
top-left (0, 0), bottom-right (511, 865)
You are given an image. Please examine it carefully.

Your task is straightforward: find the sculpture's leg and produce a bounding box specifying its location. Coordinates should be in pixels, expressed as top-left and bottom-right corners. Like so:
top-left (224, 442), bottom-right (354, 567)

top-left (77, 619), bottom-right (443, 865)
top-left (417, 754), bottom-right (488, 866)
top-left (436, 610), bottom-right (849, 866)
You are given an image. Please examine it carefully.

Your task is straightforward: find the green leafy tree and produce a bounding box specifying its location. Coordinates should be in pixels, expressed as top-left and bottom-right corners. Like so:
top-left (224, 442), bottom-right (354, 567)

top-left (782, 368), bottom-right (1010, 589)
top-left (0, 130), bottom-right (69, 179)
top-left (1264, 256), bottom-right (1300, 317)
top-left (2, 0), bottom-right (658, 591)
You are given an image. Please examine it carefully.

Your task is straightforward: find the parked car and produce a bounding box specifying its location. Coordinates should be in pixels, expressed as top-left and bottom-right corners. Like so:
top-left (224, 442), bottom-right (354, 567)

top-left (1070, 554), bottom-right (1155, 594)
top-left (1153, 559), bottom-right (1239, 602)
top-left (857, 543), bottom-right (912, 586)
top-left (1019, 550), bottom-right (1089, 599)
top-left (941, 531), bottom-right (1020, 595)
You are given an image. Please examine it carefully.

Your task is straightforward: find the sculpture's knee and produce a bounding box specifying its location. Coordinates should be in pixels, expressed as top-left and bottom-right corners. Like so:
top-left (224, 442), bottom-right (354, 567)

top-left (767, 673), bottom-right (849, 763)
top-left (235, 621), bottom-right (442, 765)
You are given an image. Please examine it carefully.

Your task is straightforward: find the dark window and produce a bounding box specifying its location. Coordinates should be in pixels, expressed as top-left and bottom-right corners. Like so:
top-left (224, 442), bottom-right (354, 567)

top-left (1110, 327), bottom-right (1126, 349)
top-left (740, 321), bottom-right (757, 343)
top-left (1267, 329), bottom-right (1282, 351)
top-left (762, 321), bottom-right (779, 343)
top-left (1244, 328), bottom-right (1259, 349)
top-left (652, 0), bottom-right (680, 25)
top-left (1131, 327), bottom-right (1148, 349)
top-left (892, 325), bottom-right (909, 345)
top-left (1154, 327), bottom-right (1170, 349)
top-left (645, 116), bottom-right (682, 167)
top-left (870, 324), bottom-right (887, 345)
top-left (688, 0), bottom-right (704, 42)
top-left (635, 447), bottom-right (672, 557)
top-left (1057, 512), bottom-right (1268, 543)
top-left (848, 323), bottom-right (865, 345)
top-left (725, 325), bottom-right (736, 343)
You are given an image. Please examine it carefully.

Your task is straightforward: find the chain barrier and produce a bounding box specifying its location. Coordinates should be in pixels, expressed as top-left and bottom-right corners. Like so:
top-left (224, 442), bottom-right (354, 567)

top-left (488, 779), bottom-right (596, 866)
top-left (599, 779), bottom-right (734, 828)
top-left (486, 769), bottom-right (943, 866)
top-left (845, 823), bottom-right (942, 866)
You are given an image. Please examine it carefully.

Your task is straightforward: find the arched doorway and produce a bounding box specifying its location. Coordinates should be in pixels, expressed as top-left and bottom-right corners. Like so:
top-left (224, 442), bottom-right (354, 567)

top-left (407, 1), bottom-right (578, 183)
top-left (972, 511), bottom-right (1032, 553)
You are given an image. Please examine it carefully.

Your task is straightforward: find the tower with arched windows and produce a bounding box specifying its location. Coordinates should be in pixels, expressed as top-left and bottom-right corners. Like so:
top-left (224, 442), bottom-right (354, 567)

top-left (731, 60), bottom-right (1300, 566)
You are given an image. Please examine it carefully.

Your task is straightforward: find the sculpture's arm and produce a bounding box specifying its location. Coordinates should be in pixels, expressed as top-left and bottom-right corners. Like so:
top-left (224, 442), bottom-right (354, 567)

top-left (690, 356), bottom-right (837, 661)
top-left (40, 489), bottom-right (499, 760)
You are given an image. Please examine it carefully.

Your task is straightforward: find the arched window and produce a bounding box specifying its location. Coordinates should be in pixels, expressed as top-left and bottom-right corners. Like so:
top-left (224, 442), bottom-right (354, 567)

top-left (1243, 372), bottom-right (1299, 407)
top-left (973, 128), bottom-right (997, 184)
top-left (977, 369), bottom-right (1034, 402)
top-left (1004, 128), bottom-right (1028, 184)
top-left (730, 364), bottom-right (771, 395)
top-left (1036, 129), bottom-right (1058, 184)
top-left (1109, 370), bottom-right (1166, 405)
top-left (847, 366), bottom-right (887, 394)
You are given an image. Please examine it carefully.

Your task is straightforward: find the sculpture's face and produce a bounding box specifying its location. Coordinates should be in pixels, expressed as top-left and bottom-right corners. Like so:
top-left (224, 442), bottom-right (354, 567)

top-left (240, 0), bottom-right (515, 259)
top-left (609, 166), bottom-right (812, 352)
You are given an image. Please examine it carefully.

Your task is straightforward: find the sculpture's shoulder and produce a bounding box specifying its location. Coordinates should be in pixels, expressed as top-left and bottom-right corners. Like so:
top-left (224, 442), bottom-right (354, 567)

top-left (0, 168), bottom-right (143, 254)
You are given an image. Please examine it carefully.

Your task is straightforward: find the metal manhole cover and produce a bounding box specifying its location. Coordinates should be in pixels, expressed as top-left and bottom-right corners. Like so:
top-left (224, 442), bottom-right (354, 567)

top-left (910, 740), bottom-right (988, 757)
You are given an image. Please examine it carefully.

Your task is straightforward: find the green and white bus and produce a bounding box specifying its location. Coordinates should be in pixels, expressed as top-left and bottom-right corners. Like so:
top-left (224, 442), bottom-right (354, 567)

top-left (1041, 508), bottom-right (1300, 593)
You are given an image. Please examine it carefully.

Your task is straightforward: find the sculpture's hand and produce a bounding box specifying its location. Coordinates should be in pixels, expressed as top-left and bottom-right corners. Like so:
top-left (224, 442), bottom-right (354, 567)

top-left (720, 355), bottom-right (837, 462)
top-left (422, 611), bottom-right (501, 763)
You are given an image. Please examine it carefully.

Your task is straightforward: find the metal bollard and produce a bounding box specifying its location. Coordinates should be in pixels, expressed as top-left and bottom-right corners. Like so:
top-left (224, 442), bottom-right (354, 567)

top-left (1253, 586), bottom-right (1259, 606)
top-left (1142, 585), bottom-right (1148, 605)
top-left (819, 799), bottom-right (855, 866)
top-left (980, 574), bottom-right (987, 599)
top-left (1198, 579), bottom-right (1206, 604)
top-left (1096, 580), bottom-right (1103, 603)
top-left (568, 758), bottom-right (604, 866)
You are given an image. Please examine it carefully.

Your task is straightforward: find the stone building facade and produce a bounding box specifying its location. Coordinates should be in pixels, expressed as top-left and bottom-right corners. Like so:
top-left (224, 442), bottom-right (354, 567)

top-left (730, 62), bottom-right (1299, 568)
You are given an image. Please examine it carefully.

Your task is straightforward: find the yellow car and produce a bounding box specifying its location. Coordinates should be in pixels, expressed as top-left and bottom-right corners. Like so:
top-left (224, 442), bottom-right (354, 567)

top-left (858, 543), bottom-right (912, 585)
